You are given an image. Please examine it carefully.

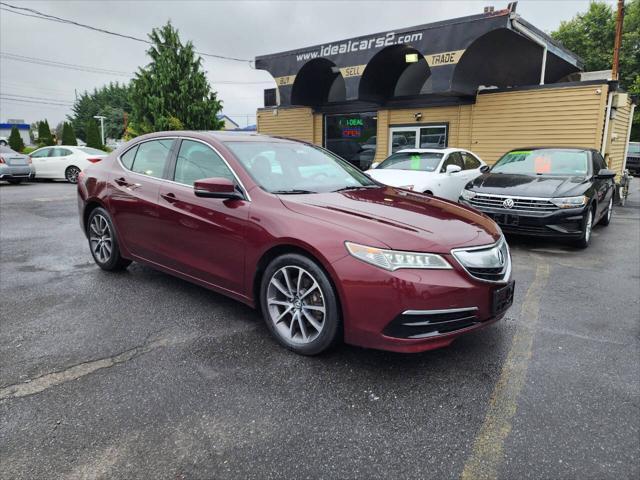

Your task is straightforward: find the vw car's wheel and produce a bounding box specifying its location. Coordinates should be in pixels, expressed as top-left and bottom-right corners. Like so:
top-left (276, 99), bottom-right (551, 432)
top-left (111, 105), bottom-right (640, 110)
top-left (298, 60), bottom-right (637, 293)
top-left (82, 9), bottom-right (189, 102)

top-left (599, 198), bottom-right (613, 226)
top-left (65, 165), bottom-right (81, 183)
top-left (575, 206), bottom-right (594, 249)
top-left (87, 207), bottom-right (131, 271)
top-left (260, 253), bottom-right (340, 355)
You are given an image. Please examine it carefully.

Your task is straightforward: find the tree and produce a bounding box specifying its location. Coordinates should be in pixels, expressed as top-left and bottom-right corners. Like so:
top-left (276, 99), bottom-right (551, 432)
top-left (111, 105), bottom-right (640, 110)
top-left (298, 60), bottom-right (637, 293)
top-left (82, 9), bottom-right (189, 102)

top-left (61, 122), bottom-right (77, 145)
top-left (68, 82), bottom-right (131, 141)
top-left (86, 120), bottom-right (102, 149)
top-left (8, 126), bottom-right (25, 152)
top-left (36, 120), bottom-right (55, 146)
top-left (552, 0), bottom-right (640, 140)
top-left (128, 22), bottom-right (224, 136)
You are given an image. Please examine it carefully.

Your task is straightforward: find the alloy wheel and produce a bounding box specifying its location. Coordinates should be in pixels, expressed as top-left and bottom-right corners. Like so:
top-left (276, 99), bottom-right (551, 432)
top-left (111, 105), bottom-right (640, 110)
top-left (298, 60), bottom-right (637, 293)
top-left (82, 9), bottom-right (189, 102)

top-left (584, 209), bottom-right (593, 242)
top-left (266, 266), bottom-right (326, 344)
top-left (89, 214), bottom-right (113, 264)
top-left (66, 166), bottom-right (80, 183)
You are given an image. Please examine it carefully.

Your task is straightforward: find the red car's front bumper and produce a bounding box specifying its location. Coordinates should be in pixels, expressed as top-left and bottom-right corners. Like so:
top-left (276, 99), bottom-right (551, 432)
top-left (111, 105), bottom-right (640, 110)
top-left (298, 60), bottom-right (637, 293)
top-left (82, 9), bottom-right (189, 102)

top-left (331, 255), bottom-right (513, 353)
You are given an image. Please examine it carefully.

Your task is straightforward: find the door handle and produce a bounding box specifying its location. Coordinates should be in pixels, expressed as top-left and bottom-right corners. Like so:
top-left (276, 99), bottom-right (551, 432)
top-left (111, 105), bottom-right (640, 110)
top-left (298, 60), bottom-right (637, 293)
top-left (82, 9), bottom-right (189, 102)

top-left (161, 192), bottom-right (177, 203)
top-left (115, 177), bottom-right (141, 188)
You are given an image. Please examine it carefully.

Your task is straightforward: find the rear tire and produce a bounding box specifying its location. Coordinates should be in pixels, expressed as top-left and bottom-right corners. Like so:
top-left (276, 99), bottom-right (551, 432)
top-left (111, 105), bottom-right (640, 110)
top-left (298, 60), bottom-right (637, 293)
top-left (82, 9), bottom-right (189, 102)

top-left (7, 179), bottom-right (22, 185)
top-left (65, 165), bottom-right (81, 184)
top-left (87, 207), bottom-right (132, 271)
top-left (574, 205), bottom-right (594, 249)
top-left (260, 253), bottom-right (341, 355)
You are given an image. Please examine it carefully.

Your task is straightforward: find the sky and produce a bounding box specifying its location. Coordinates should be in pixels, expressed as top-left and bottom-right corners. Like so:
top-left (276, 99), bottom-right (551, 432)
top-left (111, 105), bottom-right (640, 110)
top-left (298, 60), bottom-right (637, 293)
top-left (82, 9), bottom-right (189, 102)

top-left (0, 0), bottom-right (616, 131)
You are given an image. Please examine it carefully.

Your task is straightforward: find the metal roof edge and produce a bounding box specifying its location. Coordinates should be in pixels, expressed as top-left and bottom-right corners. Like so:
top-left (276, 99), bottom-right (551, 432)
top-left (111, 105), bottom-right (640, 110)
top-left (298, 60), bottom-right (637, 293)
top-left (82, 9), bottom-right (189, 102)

top-left (477, 80), bottom-right (607, 95)
top-left (509, 15), bottom-right (583, 69)
top-left (255, 9), bottom-right (511, 62)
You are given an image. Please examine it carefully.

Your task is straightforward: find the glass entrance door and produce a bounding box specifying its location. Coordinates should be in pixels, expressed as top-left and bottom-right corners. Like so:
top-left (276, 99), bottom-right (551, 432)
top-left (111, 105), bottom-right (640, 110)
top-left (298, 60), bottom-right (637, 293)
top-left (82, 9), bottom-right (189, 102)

top-left (388, 125), bottom-right (448, 154)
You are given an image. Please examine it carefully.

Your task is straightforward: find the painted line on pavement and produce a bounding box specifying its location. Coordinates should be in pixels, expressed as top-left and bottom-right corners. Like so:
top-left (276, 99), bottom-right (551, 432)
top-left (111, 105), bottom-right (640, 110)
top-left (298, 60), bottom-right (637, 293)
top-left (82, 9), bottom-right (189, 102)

top-left (461, 263), bottom-right (550, 480)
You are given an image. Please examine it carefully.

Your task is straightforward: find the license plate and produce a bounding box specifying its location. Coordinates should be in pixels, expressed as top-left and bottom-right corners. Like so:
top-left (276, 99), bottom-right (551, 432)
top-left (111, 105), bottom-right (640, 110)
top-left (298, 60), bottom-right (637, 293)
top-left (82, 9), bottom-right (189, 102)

top-left (492, 280), bottom-right (515, 315)
top-left (8, 158), bottom-right (26, 165)
top-left (493, 213), bottom-right (519, 226)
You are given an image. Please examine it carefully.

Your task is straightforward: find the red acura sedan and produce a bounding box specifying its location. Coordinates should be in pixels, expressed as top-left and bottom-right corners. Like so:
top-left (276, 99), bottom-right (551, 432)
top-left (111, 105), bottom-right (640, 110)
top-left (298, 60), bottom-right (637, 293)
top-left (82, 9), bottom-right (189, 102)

top-left (78, 131), bottom-right (514, 355)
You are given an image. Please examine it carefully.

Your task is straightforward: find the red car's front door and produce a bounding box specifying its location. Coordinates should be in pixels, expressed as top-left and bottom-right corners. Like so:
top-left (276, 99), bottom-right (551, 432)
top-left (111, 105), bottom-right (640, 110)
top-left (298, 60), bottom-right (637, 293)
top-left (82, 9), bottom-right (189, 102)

top-left (156, 139), bottom-right (250, 294)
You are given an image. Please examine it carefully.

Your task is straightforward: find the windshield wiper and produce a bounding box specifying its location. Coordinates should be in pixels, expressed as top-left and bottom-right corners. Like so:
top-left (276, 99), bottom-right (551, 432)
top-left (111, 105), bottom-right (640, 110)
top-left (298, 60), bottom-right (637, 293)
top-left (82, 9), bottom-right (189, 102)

top-left (271, 189), bottom-right (317, 194)
top-left (332, 185), bottom-right (379, 192)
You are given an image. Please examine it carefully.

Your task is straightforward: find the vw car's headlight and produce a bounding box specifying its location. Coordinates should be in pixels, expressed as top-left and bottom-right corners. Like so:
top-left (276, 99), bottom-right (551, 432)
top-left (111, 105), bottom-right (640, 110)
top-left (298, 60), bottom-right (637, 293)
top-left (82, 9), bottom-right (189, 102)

top-left (345, 242), bottom-right (451, 271)
top-left (550, 195), bottom-right (588, 209)
top-left (461, 189), bottom-right (476, 201)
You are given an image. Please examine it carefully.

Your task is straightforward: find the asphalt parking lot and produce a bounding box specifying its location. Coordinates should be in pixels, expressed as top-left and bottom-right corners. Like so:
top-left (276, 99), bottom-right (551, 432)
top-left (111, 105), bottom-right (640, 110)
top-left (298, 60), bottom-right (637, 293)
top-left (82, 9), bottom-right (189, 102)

top-left (1, 180), bottom-right (639, 480)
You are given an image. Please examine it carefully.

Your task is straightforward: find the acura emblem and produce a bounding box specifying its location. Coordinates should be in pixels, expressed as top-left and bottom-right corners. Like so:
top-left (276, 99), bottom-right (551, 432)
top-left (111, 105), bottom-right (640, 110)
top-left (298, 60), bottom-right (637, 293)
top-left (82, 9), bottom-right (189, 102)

top-left (497, 249), bottom-right (505, 266)
top-left (503, 198), bottom-right (514, 209)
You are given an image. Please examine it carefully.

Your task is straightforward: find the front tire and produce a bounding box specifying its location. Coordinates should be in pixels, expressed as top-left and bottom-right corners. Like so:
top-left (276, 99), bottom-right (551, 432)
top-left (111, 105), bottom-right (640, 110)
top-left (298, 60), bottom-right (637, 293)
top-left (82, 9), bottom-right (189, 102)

top-left (7, 179), bottom-right (23, 185)
top-left (599, 197), bottom-right (613, 226)
top-left (260, 253), bottom-right (341, 355)
top-left (87, 207), bottom-right (131, 271)
top-left (65, 165), bottom-right (81, 183)
top-left (574, 205), bottom-right (594, 249)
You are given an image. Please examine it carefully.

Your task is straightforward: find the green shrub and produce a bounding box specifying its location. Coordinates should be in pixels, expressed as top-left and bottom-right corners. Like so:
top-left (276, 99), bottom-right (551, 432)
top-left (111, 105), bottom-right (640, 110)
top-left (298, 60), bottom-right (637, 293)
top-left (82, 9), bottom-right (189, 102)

top-left (8, 126), bottom-right (25, 152)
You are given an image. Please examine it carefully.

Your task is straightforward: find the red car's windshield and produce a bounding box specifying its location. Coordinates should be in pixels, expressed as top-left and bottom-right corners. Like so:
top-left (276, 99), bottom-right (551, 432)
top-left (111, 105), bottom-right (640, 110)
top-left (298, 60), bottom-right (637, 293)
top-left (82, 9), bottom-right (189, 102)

top-left (225, 141), bottom-right (377, 193)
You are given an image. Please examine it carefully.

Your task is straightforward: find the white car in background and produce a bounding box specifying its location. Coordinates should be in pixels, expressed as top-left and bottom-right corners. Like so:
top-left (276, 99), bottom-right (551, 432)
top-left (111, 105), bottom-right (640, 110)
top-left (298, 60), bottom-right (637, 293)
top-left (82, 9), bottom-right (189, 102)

top-left (30, 146), bottom-right (107, 183)
top-left (366, 148), bottom-right (487, 201)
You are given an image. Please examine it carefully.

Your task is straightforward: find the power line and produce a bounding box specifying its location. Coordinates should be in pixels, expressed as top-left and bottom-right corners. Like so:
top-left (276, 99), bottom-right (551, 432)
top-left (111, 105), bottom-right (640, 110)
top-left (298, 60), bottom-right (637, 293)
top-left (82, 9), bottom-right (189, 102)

top-left (0, 96), bottom-right (73, 107)
top-left (0, 51), bottom-right (273, 85)
top-left (2, 92), bottom-right (75, 103)
top-left (1, 52), bottom-right (133, 77)
top-left (0, 2), bottom-right (253, 64)
top-left (0, 78), bottom-right (74, 95)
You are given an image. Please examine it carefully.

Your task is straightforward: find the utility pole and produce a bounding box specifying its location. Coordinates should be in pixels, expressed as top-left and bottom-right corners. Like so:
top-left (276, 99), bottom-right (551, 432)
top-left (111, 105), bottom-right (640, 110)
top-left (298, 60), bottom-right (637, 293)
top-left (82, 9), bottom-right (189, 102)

top-left (93, 115), bottom-right (106, 146)
top-left (611, 0), bottom-right (625, 81)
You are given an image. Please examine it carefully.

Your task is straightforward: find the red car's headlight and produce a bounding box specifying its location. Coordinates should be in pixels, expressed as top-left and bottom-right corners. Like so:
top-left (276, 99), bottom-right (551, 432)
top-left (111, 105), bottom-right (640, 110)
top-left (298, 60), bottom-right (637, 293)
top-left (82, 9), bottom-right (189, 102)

top-left (345, 242), bottom-right (452, 271)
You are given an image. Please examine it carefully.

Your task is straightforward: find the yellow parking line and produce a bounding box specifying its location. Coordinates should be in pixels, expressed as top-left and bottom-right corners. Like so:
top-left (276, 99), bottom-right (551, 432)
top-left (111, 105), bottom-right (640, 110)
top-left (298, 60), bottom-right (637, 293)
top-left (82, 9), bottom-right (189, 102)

top-left (461, 263), bottom-right (550, 480)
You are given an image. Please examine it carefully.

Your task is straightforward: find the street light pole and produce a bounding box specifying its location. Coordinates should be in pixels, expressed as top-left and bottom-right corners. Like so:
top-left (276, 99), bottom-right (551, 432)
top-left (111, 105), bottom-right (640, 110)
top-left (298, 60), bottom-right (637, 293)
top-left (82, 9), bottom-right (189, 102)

top-left (93, 115), bottom-right (106, 146)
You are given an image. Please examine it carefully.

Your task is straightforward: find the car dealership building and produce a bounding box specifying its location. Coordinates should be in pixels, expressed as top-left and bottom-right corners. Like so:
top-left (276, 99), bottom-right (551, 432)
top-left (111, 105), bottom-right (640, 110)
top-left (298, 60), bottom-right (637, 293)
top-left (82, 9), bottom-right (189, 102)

top-left (255, 3), bottom-right (636, 178)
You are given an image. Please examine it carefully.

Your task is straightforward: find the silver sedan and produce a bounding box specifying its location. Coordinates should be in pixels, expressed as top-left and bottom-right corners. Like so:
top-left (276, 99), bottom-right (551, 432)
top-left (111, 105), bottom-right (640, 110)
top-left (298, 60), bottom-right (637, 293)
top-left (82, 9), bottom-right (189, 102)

top-left (0, 146), bottom-right (34, 184)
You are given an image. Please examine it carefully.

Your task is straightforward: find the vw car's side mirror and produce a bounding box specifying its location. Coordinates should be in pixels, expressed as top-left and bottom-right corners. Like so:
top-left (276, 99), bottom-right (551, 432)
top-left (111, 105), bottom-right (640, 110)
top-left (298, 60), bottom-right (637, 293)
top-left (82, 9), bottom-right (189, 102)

top-left (480, 165), bottom-right (490, 173)
top-left (446, 165), bottom-right (462, 174)
top-left (194, 178), bottom-right (242, 199)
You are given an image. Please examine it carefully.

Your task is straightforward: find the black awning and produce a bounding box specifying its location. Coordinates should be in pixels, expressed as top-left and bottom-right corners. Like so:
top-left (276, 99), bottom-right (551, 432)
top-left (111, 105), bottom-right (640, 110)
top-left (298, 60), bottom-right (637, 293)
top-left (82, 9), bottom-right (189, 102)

top-left (255, 5), bottom-right (582, 108)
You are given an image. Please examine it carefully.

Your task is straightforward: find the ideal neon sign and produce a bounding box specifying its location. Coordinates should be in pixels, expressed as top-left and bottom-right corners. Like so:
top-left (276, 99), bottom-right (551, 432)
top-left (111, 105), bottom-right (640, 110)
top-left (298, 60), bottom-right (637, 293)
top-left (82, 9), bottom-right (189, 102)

top-left (338, 118), bottom-right (364, 128)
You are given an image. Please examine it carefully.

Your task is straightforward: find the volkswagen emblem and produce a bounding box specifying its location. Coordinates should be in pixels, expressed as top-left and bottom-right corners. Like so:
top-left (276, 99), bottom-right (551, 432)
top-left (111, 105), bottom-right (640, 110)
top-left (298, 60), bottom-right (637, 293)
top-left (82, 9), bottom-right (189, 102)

top-left (502, 198), bottom-right (515, 209)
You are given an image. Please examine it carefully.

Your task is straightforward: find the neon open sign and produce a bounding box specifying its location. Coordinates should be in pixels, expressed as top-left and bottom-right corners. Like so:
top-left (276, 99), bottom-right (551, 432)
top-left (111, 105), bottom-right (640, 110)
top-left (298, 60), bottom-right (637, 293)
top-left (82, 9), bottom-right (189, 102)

top-left (342, 127), bottom-right (362, 138)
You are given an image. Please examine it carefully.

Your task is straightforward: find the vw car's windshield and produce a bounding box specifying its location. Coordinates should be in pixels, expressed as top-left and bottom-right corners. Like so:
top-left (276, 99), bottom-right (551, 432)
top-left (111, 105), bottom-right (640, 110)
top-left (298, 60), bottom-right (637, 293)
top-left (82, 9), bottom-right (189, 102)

top-left (376, 152), bottom-right (443, 172)
top-left (225, 141), bottom-right (377, 193)
top-left (491, 149), bottom-right (589, 176)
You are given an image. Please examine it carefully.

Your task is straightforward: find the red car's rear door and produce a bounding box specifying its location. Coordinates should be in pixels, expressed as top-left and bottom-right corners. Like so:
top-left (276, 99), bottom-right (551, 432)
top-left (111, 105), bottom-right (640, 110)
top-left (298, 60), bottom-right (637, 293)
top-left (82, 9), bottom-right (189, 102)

top-left (156, 139), bottom-right (250, 293)
top-left (108, 139), bottom-right (176, 262)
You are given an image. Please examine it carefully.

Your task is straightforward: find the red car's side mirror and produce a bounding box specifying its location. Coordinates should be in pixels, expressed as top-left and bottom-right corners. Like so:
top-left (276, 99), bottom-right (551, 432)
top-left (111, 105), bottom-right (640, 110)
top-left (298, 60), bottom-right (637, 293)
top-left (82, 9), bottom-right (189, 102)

top-left (193, 177), bottom-right (241, 199)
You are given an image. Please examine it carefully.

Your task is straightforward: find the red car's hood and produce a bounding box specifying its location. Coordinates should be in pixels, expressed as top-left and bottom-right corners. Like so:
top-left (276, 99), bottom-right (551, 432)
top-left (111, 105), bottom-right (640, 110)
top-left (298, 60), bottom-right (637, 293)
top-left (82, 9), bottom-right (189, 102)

top-left (280, 186), bottom-right (501, 254)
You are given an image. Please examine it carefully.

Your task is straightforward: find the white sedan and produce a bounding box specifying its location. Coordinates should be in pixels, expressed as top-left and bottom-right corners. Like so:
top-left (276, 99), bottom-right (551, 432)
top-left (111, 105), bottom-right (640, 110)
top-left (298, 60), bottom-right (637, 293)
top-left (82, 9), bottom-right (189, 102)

top-left (366, 148), bottom-right (487, 201)
top-left (30, 146), bottom-right (107, 183)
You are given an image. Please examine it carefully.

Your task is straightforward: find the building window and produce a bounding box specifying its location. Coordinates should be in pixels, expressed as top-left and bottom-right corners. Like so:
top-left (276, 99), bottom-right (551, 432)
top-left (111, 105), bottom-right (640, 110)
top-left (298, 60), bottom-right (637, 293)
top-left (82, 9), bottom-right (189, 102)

top-left (324, 112), bottom-right (377, 170)
top-left (389, 125), bottom-right (448, 154)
